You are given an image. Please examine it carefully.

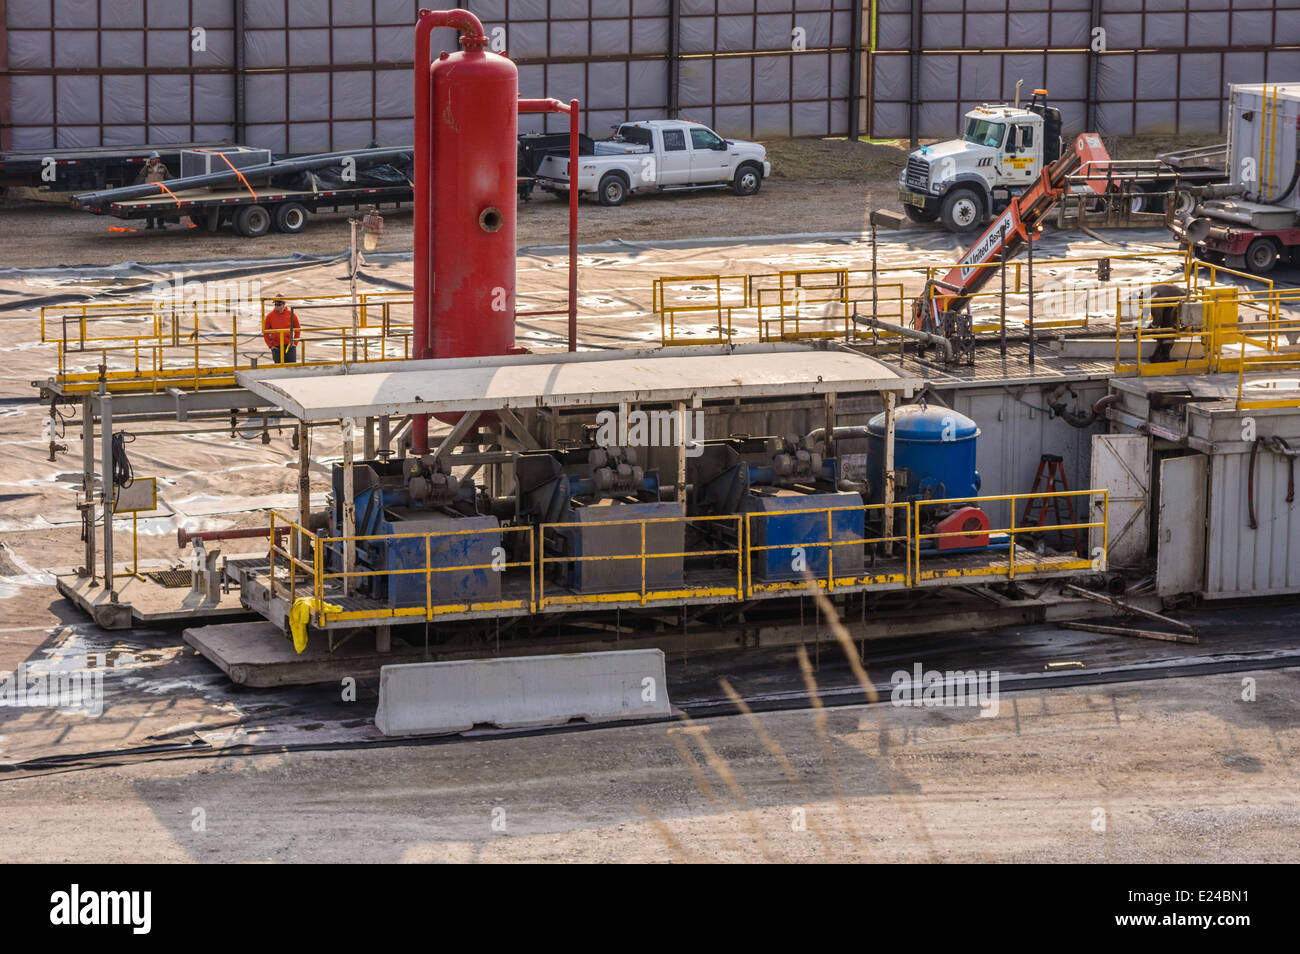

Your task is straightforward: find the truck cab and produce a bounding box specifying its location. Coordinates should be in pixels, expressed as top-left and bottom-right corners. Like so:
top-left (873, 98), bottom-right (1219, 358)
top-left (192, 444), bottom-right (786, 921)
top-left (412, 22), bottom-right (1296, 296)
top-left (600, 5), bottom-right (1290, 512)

top-left (899, 89), bottom-right (1062, 232)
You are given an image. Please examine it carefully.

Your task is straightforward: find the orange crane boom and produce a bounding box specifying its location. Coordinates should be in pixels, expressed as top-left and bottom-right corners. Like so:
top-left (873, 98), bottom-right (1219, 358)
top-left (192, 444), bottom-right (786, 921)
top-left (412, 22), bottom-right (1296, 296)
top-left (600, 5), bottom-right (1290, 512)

top-left (915, 133), bottom-right (1113, 332)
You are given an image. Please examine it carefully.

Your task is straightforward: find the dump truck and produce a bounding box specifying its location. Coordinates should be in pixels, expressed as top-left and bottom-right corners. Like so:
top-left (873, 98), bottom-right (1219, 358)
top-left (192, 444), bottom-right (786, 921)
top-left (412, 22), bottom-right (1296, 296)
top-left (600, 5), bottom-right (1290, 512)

top-left (899, 87), bottom-right (1226, 232)
top-left (1177, 83), bottom-right (1300, 274)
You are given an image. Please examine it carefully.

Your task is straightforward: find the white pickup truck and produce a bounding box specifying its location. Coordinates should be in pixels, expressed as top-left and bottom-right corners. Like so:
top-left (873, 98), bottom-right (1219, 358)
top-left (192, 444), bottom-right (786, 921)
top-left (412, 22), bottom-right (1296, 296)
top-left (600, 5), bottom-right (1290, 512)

top-left (535, 119), bottom-right (772, 206)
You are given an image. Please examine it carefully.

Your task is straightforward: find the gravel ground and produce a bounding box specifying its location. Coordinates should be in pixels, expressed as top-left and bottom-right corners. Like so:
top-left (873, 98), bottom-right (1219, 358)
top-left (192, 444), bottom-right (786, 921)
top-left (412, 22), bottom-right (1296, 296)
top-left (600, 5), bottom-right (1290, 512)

top-left (0, 177), bottom-right (895, 269)
top-left (0, 134), bottom-right (1214, 268)
top-left (1, 668), bottom-right (1296, 863)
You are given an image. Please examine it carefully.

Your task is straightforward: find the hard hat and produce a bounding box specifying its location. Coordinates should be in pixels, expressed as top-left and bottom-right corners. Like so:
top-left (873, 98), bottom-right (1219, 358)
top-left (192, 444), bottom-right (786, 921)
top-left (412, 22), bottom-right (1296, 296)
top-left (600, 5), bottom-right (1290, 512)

top-left (148, 151), bottom-right (160, 159)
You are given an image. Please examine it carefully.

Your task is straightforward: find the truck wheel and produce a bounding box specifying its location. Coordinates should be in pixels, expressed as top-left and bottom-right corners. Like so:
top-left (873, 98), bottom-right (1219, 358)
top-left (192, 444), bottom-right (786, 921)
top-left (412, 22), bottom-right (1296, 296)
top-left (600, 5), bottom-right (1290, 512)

top-left (903, 205), bottom-right (939, 223)
top-left (598, 173), bottom-right (627, 207)
top-left (1129, 186), bottom-right (1163, 215)
top-left (940, 188), bottom-right (984, 233)
top-left (732, 164), bottom-right (762, 196)
top-left (234, 204), bottom-right (271, 237)
top-left (1245, 238), bottom-right (1279, 274)
top-left (273, 202), bottom-right (308, 234)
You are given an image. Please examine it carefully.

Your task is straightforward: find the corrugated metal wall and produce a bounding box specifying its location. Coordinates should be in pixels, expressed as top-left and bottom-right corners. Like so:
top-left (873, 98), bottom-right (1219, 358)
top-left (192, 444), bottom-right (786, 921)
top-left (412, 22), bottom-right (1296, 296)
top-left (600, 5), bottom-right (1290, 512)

top-left (1205, 449), bottom-right (1300, 599)
top-left (4, 1), bottom-right (1298, 152)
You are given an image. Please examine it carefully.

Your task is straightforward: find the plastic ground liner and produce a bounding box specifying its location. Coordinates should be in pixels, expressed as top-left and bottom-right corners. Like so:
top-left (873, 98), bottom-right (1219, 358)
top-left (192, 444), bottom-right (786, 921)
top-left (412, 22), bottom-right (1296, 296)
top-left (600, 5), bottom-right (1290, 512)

top-left (374, 649), bottom-right (672, 736)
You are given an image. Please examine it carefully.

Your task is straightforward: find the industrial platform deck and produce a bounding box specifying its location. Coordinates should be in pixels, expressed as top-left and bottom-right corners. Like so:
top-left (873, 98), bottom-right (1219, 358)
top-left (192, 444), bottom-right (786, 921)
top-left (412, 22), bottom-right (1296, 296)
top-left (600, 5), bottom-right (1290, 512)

top-left (54, 556), bottom-right (259, 630)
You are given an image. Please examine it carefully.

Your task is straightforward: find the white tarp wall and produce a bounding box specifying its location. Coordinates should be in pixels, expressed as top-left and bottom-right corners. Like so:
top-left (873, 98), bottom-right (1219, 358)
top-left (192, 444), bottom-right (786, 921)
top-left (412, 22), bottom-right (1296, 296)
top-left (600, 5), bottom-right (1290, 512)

top-left (870, 0), bottom-right (1300, 140)
top-left (4, 1), bottom-right (1298, 152)
top-left (2, 0), bottom-right (859, 151)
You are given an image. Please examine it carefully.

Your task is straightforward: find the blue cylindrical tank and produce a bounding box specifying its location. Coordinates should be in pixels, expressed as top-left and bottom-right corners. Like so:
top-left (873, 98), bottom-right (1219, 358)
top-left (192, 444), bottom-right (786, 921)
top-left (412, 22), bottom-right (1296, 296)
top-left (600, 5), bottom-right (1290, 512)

top-left (866, 403), bottom-right (981, 504)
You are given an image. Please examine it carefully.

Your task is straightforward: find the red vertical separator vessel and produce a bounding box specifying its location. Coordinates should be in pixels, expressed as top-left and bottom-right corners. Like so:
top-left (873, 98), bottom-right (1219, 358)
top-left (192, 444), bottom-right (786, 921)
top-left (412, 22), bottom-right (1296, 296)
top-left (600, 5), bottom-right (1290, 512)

top-left (413, 9), bottom-right (518, 450)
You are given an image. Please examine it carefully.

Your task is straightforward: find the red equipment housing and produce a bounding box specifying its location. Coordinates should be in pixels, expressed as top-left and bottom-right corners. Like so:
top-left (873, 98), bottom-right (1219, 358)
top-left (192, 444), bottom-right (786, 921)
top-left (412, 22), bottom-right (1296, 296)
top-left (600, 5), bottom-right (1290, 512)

top-left (413, 9), bottom-right (517, 445)
top-left (427, 37), bottom-right (518, 358)
top-left (935, 505), bottom-right (991, 551)
top-left (412, 10), bottom-right (580, 450)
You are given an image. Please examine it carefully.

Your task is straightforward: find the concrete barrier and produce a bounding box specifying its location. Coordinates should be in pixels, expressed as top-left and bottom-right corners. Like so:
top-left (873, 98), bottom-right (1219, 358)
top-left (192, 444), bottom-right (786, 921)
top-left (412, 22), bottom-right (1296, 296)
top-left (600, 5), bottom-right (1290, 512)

top-left (374, 649), bottom-right (672, 736)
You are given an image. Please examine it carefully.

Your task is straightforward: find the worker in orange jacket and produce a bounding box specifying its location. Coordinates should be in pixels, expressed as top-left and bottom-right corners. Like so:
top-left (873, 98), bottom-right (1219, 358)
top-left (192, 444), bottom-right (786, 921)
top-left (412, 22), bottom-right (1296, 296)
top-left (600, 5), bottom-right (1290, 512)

top-left (262, 298), bottom-right (301, 363)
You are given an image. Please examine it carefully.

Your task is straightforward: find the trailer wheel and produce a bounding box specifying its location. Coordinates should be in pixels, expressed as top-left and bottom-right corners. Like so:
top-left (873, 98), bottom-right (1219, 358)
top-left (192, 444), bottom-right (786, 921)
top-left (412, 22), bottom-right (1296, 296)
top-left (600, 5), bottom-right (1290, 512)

top-left (732, 164), bottom-right (762, 196)
top-left (1245, 237), bottom-right (1280, 274)
top-left (273, 202), bottom-right (309, 234)
top-left (234, 204), bottom-right (272, 237)
top-left (598, 173), bottom-right (628, 206)
top-left (940, 188), bottom-right (984, 233)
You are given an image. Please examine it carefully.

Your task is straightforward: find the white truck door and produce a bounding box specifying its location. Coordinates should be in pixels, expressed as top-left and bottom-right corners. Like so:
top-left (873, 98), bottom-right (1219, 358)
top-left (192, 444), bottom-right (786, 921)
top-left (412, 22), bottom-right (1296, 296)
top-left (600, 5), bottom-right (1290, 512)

top-left (657, 127), bottom-right (690, 185)
top-left (1155, 454), bottom-right (1207, 596)
top-left (688, 126), bottom-right (730, 183)
top-left (998, 123), bottom-right (1039, 184)
top-left (1089, 433), bottom-right (1150, 568)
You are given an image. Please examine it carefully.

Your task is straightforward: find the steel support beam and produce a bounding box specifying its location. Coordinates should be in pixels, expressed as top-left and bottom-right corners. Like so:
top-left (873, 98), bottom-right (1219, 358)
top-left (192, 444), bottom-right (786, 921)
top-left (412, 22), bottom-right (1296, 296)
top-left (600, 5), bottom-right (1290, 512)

top-left (342, 418), bottom-right (356, 596)
top-left (81, 394), bottom-right (95, 581)
top-left (430, 411), bottom-right (483, 469)
top-left (881, 390), bottom-right (896, 557)
top-left (101, 394), bottom-right (114, 598)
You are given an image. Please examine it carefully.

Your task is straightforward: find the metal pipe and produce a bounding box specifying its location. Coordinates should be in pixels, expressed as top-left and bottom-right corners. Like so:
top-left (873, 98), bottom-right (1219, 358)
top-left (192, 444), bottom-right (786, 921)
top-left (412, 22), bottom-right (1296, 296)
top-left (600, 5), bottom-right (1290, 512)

top-left (1054, 393), bottom-right (1118, 429)
top-left (569, 99), bottom-right (580, 351)
top-left (804, 425), bottom-right (871, 444)
top-left (177, 525), bottom-right (289, 548)
top-left (1061, 583), bottom-right (1197, 635)
top-left (520, 97), bottom-right (581, 351)
top-left (73, 146), bottom-right (414, 208)
top-left (852, 314), bottom-right (953, 362)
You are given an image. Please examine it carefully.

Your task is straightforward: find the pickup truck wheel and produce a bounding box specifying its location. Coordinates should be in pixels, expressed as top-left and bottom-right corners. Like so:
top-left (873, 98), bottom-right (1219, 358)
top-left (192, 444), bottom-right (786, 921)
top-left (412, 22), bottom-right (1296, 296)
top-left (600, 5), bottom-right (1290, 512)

top-left (1245, 237), bottom-right (1279, 274)
top-left (940, 188), bottom-right (984, 233)
top-left (553, 189), bottom-right (569, 201)
top-left (732, 164), bottom-right (762, 196)
top-left (598, 173), bottom-right (627, 207)
top-left (234, 204), bottom-right (271, 238)
top-left (273, 202), bottom-right (309, 234)
top-left (903, 205), bottom-right (939, 223)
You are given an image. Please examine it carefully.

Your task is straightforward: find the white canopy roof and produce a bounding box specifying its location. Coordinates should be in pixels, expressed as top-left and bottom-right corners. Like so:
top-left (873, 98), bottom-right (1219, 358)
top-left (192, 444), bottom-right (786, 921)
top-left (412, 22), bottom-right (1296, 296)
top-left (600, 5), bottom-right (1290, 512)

top-left (236, 344), bottom-right (919, 422)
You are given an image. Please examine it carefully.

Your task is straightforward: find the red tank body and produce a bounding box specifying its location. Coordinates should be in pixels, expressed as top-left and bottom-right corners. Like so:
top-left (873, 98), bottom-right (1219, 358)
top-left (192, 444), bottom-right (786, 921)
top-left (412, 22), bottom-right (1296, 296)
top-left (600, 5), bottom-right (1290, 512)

top-left (427, 46), bottom-right (518, 359)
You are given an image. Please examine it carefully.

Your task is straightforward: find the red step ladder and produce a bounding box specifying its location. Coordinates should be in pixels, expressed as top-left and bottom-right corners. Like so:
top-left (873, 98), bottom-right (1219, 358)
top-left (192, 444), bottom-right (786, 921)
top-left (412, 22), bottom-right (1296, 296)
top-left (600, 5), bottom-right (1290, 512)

top-left (1021, 454), bottom-right (1081, 554)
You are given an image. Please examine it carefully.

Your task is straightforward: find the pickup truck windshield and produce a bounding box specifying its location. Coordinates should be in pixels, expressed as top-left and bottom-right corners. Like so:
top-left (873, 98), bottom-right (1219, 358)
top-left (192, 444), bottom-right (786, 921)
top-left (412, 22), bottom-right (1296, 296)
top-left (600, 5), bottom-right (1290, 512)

top-left (616, 125), bottom-right (653, 146)
top-left (963, 119), bottom-right (1005, 148)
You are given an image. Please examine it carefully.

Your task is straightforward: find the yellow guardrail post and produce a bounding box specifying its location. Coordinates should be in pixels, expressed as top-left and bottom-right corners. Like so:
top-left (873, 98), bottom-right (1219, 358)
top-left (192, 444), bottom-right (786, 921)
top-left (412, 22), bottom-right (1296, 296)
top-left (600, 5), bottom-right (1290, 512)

top-left (425, 535), bottom-right (433, 622)
top-left (826, 508), bottom-right (834, 592)
top-left (1008, 499), bottom-right (1017, 580)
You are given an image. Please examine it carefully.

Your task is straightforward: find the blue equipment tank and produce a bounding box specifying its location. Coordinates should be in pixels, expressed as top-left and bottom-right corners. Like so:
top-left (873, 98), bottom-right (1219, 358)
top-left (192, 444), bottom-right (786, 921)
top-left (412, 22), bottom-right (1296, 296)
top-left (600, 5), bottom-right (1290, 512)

top-left (866, 403), bottom-right (981, 504)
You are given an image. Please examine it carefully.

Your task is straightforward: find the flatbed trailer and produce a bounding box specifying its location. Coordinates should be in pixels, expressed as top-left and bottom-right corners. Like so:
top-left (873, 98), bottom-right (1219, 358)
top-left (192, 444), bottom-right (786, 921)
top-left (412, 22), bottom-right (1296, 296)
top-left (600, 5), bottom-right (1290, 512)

top-left (90, 182), bottom-right (415, 236)
top-left (0, 142), bottom-right (228, 196)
